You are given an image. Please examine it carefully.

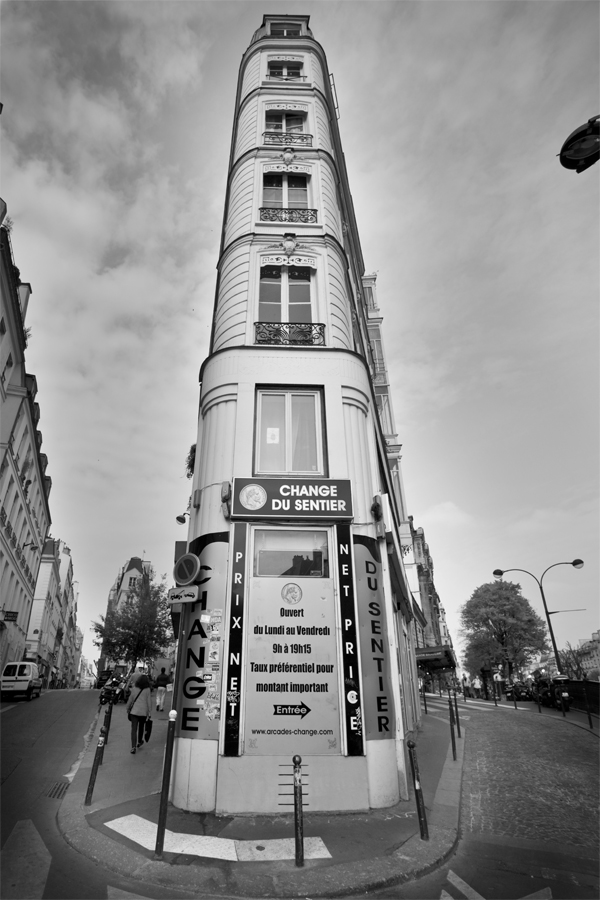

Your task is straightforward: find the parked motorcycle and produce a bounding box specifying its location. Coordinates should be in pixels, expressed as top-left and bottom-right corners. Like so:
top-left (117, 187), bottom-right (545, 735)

top-left (550, 675), bottom-right (571, 712)
top-left (99, 678), bottom-right (122, 705)
top-left (505, 681), bottom-right (530, 701)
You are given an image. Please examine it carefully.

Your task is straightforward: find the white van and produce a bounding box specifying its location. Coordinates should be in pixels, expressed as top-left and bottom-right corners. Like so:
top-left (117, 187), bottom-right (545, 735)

top-left (0, 662), bottom-right (43, 700)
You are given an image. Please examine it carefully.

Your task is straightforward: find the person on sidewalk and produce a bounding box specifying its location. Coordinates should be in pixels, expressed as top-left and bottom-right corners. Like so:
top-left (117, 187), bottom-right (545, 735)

top-left (154, 667), bottom-right (171, 712)
top-left (472, 675), bottom-right (482, 699)
top-left (126, 674), bottom-right (152, 754)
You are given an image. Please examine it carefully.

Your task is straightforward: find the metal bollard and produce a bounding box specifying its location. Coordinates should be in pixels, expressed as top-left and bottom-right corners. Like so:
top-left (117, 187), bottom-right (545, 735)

top-left (98, 725), bottom-right (107, 764)
top-left (154, 710), bottom-right (178, 860)
top-left (453, 690), bottom-right (461, 738)
top-left (447, 697), bottom-right (457, 761)
top-left (103, 702), bottom-right (113, 744)
top-left (560, 691), bottom-right (567, 718)
top-left (535, 685), bottom-right (542, 714)
top-left (422, 681), bottom-right (428, 715)
top-left (407, 740), bottom-right (429, 840)
top-left (293, 755), bottom-right (304, 867)
top-left (492, 683), bottom-right (498, 707)
top-left (582, 681), bottom-right (594, 730)
top-left (84, 728), bottom-right (106, 805)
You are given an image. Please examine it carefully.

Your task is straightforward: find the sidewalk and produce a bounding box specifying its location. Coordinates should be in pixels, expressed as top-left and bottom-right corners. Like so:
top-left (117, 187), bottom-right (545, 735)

top-left (58, 695), bottom-right (465, 898)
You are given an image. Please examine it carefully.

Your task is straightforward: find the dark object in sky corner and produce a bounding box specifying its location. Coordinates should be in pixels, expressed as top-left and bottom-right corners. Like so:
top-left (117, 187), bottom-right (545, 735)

top-left (559, 115), bottom-right (599, 173)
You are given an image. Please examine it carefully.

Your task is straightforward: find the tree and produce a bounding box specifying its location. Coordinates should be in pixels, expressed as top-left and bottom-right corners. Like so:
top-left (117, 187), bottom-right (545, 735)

top-left (92, 569), bottom-right (173, 669)
top-left (185, 443), bottom-right (196, 480)
top-left (460, 581), bottom-right (549, 678)
top-left (558, 642), bottom-right (588, 680)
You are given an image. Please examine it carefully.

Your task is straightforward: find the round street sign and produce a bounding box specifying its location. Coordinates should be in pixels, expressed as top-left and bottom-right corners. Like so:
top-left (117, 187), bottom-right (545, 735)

top-left (173, 553), bottom-right (202, 586)
top-left (559, 115), bottom-right (599, 173)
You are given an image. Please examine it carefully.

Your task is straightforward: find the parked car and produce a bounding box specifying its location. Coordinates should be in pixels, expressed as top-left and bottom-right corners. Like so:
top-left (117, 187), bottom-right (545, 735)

top-left (1, 662), bottom-right (43, 701)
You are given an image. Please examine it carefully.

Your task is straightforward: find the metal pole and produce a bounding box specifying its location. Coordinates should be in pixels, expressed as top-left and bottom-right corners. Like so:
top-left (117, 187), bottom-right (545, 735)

top-left (447, 697), bottom-right (457, 761)
top-left (512, 684), bottom-right (518, 710)
top-left (582, 679), bottom-right (594, 730)
top-left (154, 710), bottom-right (178, 860)
top-left (293, 755), bottom-right (304, 867)
top-left (422, 680), bottom-right (428, 715)
top-left (407, 740), bottom-right (429, 840)
top-left (84, 728), bottom-right (106, 805)
top-left (492, 678), bottom-right (498, 707)
top-left (538, 581), bottom-right (563, 674)
top-left (559, 689), bottom-right (567, 718)
top-left (453, 690), bottom-right (461, 738)
top-left (536, 682), bottom-right (542, 714)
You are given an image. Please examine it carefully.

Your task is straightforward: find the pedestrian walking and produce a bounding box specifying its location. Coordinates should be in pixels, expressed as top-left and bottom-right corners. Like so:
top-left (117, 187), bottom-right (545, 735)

top-left (472, 675), bottom-right (482, 699)
top-left (126, 674), bottom-right (152, 754)
top-left (154, 667), bottom-right (171, 712)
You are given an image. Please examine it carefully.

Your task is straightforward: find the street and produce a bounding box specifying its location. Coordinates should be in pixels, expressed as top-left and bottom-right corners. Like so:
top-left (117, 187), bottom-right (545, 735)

top-left (373, 694), bottom-right (599, 900)
top-left (1, 689), bottom-right (598, 899)
top-left (0, 690), bottom-right (195, 900)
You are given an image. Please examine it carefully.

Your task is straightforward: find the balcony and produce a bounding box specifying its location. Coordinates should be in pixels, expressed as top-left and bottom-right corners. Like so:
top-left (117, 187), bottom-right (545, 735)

top-left (259, 207), bottom-right (317, 224)
top-left (266, 75), bottom-right (307, 82)
top-left (255, 322), bottom-right (325, 346)
top-left (263, 131), bottom-right (313, 147)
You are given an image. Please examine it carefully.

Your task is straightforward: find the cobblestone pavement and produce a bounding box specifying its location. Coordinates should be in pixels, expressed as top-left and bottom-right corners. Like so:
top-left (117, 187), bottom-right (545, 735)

top-left (461, 706), bottom-right (599, 849)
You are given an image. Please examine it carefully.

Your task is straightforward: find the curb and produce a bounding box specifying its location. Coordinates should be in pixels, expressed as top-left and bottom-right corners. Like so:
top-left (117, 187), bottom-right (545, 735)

top-left (58, 721), bottom-right (466, 898)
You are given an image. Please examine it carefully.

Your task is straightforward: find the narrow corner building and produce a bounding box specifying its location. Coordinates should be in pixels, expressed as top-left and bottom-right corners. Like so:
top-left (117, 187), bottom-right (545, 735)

top-left (171, 15), bottom-right (424, 815)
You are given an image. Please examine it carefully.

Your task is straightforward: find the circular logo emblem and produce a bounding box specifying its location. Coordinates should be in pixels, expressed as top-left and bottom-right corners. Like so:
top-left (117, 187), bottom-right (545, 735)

top-left (239, 484), bottom-right (267, 511)
top-left (281, 583), bottom-right (302, 604)
top-left (347, 690), bottom-right (358, 705)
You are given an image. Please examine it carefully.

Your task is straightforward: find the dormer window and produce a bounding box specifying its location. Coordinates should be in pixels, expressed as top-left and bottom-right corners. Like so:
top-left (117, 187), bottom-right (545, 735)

top-left (270, 23), bottom-right (301, 37)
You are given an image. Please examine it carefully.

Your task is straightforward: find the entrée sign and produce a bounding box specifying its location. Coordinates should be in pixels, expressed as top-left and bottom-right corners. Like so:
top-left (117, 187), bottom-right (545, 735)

top-left (231, 478), bottom-right (353, 520)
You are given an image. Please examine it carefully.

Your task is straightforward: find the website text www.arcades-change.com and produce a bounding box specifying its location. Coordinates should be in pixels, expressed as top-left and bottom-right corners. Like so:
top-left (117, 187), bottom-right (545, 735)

top-left (251, 728), bottom-right (334, 737)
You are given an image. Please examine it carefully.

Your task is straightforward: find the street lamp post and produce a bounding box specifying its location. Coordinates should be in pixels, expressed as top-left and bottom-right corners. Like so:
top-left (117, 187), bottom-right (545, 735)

top-left (492, 560), bottom-right (584, 675)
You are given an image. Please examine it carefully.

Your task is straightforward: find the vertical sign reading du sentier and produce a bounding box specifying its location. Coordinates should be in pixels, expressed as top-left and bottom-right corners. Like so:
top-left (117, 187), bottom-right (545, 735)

top-left (223, 523), bottom-right (247, 755)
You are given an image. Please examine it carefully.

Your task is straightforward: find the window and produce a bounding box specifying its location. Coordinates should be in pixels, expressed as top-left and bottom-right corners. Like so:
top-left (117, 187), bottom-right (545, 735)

top-left (266, 110), bottom-right (304, 134)
top-left (259, 266), bottom-right (312, 323)
top-left (254, 530), bottom-right (329, 577)
top-left (256, 389), bottom-right (324, 474)
top-left (263, 173), bottom-right (307, 210)
top-left (270, 23), bottom-right (301, 37)
top-left (268, 61), bottom-right (303, 81)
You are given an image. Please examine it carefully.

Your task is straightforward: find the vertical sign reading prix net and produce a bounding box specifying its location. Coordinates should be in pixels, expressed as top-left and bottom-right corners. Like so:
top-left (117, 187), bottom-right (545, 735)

top-left (223, 523), bottom-right (247, 756)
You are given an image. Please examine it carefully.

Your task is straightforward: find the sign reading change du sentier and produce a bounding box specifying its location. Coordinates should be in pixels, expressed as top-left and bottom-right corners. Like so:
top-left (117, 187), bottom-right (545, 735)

top-left (231, 478), bottom-right (353, 520)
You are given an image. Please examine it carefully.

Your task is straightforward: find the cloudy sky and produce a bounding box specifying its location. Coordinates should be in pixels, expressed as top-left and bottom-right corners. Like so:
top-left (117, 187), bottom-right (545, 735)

top-left (2, 1), bottom-right (598, 666)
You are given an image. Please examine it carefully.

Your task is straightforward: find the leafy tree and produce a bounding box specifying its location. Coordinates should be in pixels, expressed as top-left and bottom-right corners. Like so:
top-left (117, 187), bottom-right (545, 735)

top-left (185, 443), bottom-right (196, 480)
top-left (92, 569), bottom-right (173, 669)
top-left (460, 581), bottom-right (548, 678)
top-left (558, 642), bottom-right (588, 680)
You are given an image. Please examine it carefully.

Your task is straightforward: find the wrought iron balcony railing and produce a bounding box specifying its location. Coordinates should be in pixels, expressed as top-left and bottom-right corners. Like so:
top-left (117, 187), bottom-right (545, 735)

top-left (259, 207), bottom-right (317, 224)
top-left (263, 132), bottom-right (313, 147)
top-left (266, 75), bottom-right (307, 82)
top-left (255, 322), bottom-right (326, 346)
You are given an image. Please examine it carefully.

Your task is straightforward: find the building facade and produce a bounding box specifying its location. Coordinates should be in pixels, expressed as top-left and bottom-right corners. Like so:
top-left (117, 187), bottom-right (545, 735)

top-left (171, 16), bottom-right (426, 816)
top-left (0, 204), bottom-right (52, 669)
top-left (98, 556), bottom-right (152, 675)
top-left (409, 520), bottom-right (457, 685)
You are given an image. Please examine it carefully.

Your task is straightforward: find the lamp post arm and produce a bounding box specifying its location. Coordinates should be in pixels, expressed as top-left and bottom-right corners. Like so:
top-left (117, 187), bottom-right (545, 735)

top-left (497, 567), bottom-right (562, 674)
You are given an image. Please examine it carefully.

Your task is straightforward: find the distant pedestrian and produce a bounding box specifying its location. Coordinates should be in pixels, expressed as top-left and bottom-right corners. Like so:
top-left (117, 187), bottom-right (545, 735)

top-left (154, 668), bottom-right (171, 712)
top-left (472, 675), bottom-right (482, 699)
top-left (126, 675), bottom-right (152, 754)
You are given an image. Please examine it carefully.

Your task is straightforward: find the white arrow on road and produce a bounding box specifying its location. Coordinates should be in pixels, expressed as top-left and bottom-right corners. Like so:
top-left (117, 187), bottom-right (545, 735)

top-left (0, 820), bottom-right (51, 900)
top-left (442, 870), bottom-right (553, 900)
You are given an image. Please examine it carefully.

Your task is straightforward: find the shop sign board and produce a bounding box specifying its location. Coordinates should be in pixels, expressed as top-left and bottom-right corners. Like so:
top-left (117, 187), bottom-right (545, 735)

top-left (175, 532), bottom-right (229, 741)
top-left (231, 478), bottom-right (353, 520)
top-left (353, 535), bottom-right (395, 741)
top-left (243, 572), bottom-right (340, 756)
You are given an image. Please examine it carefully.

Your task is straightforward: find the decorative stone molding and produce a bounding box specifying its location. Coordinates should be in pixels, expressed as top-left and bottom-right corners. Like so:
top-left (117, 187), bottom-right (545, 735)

top-left (259, 254), bottom-right (317, 268)
top-left (265, 102), bottom-right (308, 112)
top-left (263, 163), bottom-right (312, 174)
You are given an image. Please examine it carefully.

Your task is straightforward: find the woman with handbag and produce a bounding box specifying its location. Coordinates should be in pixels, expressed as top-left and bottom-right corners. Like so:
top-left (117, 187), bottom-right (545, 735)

top-left (126, 674), bottom-right (152, 754)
